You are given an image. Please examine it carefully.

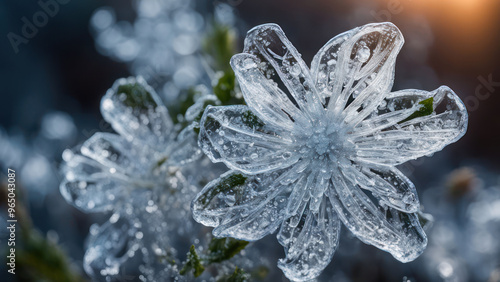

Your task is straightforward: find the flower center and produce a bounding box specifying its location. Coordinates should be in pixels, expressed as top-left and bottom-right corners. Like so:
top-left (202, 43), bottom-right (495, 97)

top-left (299, 122), bottom-right (351, 161)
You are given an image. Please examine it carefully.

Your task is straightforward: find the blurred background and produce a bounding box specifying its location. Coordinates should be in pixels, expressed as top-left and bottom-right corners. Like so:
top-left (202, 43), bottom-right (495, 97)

top-left (0, 0), bottom-right (499, 281)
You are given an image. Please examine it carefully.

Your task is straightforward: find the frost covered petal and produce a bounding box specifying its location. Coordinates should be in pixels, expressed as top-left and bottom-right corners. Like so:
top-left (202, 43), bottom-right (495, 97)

top-left (312, 22), bottom-right (403, 126)
top-left (342, 164), bottom-right (420, 213)
top-left (100, 77), bottom-right (173, 151)
top-left (84, 216), bottom-right (136, 279)
top-left (351, 86), bottom-right (468, 166)
top-left (231, 53), bottom-right (306, 130)
top-left (166, 124), bottom-right (202, 166)
top-left (329, 171), bottom-right (427, 262)
top-left (243, 23), bottom-right (323, 116)
top-left (198, 105), bottom-right (299, 174)
top-left (192, 170), bottom-right (289, 240)
top-left (277, 197), bottom-right (341, 281)
top-left (60, 149), bottom-right (125, 212)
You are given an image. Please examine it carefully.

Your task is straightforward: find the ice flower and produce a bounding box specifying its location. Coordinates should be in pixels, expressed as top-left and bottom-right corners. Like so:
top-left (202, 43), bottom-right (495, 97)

top-left (192, 23), bottom-right (468, 280)
top-left (60, 77), bottom-right (201, 280)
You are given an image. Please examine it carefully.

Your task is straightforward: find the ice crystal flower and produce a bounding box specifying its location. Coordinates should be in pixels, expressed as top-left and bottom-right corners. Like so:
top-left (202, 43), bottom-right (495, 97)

top-left (193, 23), bottom-right (468, 281)
top-left (60, 77), bottom-right (201, 280)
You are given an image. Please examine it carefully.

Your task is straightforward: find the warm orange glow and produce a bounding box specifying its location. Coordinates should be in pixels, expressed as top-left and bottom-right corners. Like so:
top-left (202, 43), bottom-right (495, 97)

top-left (377, 0), bottom-right (500, 71)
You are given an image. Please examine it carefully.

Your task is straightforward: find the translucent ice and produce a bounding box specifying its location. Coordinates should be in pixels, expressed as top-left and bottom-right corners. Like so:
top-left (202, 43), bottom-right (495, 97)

top-left (60, 77), bottom-right (202, 280)
top-left (193, 23), bottom-right (468, 281)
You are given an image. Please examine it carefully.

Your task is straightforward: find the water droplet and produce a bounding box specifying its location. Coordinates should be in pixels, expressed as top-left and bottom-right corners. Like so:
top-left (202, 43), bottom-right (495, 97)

top-left (356, 45), bottom-right (371, 63)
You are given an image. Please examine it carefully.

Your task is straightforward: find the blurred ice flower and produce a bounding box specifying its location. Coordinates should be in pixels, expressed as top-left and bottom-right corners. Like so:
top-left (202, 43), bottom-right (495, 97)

top-left (193, 23), bottom-right (468, 280)
top-left (60, 77), bottom-right (201, 280)
top-left (90, 0), bottom-right (207, 102)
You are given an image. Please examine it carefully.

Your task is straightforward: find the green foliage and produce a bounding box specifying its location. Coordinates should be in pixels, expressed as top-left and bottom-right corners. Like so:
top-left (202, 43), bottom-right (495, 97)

top-left (180, 245), bottom-right (205, 277)
top-left (167, 87), bottom-right (199, 124)
top-left (217, 266), bottom-right (250, 282)
top-left (203, 24), bottom-right (237, 73)
top-left (205, 237), bottom-right (250, 264)
top-left (17, 228), bottom-right (85, 282)
top-left (179, 238), bottom-right (250, 279)
top-left (400, 97), bottom-right (434, 123)
top-left (214, 71), bottom-right (237, 104)
top-left (118, 83), bottom-right (157, 110)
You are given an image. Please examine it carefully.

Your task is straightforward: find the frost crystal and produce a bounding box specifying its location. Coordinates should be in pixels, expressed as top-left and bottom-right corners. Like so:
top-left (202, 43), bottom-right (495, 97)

top-left (193, 23), bottom-right (468, 281)
top-left (60, 77), bottom-right (201, 280)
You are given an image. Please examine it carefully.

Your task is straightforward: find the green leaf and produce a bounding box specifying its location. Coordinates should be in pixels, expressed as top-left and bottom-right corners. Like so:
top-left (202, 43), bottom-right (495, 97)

top-left (399, 97), bottom-right (434, 123)
top-left (214, 71), bottom-right (237, 104)
top-left (205, 237), bottom-right (249, 264)
top-left (118, 83), bottom-right (157, 110)
top-left (180, 245), bottom-right (205, 277)
top-left (203, 24), bottom-right (237, 73)
top-left (217, 266), bottom-right (250, 282)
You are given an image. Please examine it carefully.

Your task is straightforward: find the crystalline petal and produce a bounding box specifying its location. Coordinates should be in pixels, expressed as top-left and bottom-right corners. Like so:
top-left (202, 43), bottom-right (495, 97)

top-left (328, 170), bottom-right (427, 262)
top-left (198, 105), bottom-right (299, 174)
top-left (315, 23), bottom-right (403, 126)
top-left (184, 93), bottom-right (218, 122)
top-left (277, 197), bottom-right (341, 281)
top-left (243, 23), bottom-right (323, 116)
top-left (351, 86), bottom-right (468, 166)
top-left (60, 150), bottom-right (125, 212)
top-left (81, 132), bottom-right (149, 177)
top-left (230, 53), bottom-right (307, 130)
top-left (84, 216), bottom-right (138, 280)
top-left (342, 163), bottom-right (420, 213)
top-left (100, 77), bottom-right (173, 151)
top-left (192, 170), bottom-right (291, 241)
top-left (166, 124), bottom-right (202, 166)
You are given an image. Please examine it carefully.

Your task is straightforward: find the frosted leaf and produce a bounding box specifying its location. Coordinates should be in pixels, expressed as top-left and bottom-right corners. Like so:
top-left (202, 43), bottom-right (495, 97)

top-left (192, 170), bottom-right (289, 240)
top-left (277, 198), bottom-right (341, 281)
top-left (196, 23), bottom-right (468, 280)
top-left (198, 105), bottom-right (300, 174)
top-left (100, 77), bottom-right (173, 151)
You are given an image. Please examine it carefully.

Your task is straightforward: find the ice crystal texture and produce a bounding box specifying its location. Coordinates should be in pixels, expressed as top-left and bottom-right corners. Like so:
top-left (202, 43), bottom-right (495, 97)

top-left (193, 23), bottom-right (468, 281)
top-left (60, 77), bottom-right (201, 280)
